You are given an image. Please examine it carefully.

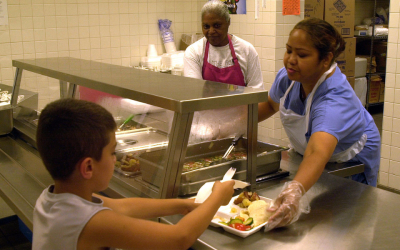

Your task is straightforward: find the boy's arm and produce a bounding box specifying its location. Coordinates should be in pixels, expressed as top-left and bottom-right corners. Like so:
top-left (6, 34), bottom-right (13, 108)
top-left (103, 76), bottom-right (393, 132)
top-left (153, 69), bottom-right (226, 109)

top-left (83, 181), bottom-right (234, 250)
top-left (93, 194), bottom-right (199, 219)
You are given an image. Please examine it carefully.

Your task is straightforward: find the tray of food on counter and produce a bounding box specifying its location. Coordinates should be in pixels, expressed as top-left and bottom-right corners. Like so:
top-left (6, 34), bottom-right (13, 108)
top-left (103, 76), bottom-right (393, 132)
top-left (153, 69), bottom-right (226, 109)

top-left (114, 152), bottom-right (141, 177)
top-left (138, 138), bottom-right (287, 195)
top-left (211, 191), bottom-right (273, 238)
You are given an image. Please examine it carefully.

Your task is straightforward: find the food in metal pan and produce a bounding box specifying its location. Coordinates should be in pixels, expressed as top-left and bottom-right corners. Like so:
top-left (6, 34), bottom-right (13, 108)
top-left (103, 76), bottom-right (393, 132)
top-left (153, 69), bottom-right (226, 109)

top-left (182, 151), bottom-right (247, 172)
top-left (115, 153), bottom-right (140, 173)
top-left (233, 191), bottom-right (260, 208)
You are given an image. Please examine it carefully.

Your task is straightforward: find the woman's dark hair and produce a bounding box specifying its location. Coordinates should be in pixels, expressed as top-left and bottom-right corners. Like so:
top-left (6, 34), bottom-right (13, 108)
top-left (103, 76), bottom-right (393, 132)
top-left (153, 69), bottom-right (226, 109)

top-left (36, 98), bottom-right (116, 180)
top-left (292, 17), bottom-right (345, 64)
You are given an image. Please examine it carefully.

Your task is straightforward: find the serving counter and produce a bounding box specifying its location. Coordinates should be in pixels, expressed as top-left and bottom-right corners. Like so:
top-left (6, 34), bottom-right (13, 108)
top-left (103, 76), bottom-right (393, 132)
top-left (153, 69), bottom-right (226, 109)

top-left (1, 57), bottom-right (393, 250)
top-left (162, 148), bottom-right (400, 250)
top-left (10, 57), bottom-right (271, 200)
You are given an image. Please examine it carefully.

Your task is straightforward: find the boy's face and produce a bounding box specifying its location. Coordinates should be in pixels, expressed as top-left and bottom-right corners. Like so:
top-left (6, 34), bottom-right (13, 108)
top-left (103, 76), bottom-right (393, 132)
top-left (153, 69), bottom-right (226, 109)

top-left (93, 131), bottom-right (117, 191)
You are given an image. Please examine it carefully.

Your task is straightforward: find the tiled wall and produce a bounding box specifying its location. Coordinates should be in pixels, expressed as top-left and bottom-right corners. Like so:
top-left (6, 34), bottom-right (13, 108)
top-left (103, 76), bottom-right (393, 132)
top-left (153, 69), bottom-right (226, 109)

top-left (380, 0), bottom-right (400, 190)
top-left (1, 0), bottom-right (397, 190)
top-left (226, 0), bottom-right (304, 142)
top-left (0, 0), bottom-right (200, 109)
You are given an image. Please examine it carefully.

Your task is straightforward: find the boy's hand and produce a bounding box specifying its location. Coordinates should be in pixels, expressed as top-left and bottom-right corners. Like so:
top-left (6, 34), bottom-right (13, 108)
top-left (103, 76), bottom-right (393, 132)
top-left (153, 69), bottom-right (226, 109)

top-left (212, 180), bottom-right (235, 205)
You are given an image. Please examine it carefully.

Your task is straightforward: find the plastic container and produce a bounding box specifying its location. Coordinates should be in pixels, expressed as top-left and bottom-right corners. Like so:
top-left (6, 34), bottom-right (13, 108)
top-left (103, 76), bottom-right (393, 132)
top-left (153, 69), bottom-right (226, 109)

top-left (171, 66), bottom-right (183, 76)
top-left (355, 57), bottom-right (367, 77)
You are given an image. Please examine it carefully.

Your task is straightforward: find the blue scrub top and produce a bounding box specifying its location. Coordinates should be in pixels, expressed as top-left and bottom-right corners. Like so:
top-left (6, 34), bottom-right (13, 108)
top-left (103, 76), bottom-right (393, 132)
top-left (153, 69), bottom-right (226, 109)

top-left (269, 66), bottom-right (381, 186)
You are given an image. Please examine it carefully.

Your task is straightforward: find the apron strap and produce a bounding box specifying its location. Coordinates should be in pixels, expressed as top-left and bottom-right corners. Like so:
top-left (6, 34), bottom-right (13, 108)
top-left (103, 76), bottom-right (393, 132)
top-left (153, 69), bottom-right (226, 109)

top-left (305, 63), bottom-right (337, 132)
top-left (329, 134), bottom-right (367, 163)
top-left (202, 41), bottom-right (211, 77)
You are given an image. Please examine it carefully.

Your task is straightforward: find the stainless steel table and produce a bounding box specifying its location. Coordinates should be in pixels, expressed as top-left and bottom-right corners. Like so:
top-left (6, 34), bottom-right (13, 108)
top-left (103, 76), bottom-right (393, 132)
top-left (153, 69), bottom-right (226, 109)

top-left (162, 150), bottom-right (400, 250)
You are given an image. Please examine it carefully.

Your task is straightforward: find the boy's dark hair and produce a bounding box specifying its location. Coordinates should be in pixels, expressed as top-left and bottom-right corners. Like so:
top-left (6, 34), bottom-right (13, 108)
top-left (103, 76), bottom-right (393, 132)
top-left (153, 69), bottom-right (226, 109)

top-left (292, 17), bottom-right (346, 64)
top-left (36, 98), bottom-right (116, 180)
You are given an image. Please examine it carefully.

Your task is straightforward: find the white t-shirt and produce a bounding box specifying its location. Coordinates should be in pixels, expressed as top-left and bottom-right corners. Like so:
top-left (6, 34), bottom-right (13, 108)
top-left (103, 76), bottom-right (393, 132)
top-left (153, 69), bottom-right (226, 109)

top-left (184, 36), bottom-right (264, 89)
top-left (32, 185), bottom-right (111, 250)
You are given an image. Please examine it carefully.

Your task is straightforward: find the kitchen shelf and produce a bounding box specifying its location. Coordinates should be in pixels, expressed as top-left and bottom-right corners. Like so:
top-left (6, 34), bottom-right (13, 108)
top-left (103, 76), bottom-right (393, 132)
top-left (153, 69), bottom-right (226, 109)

top-left (355, 35), bottom-right (388, 40)
top-left (367, 72), bottom-right (386, 77)
top-left (354, 0), bottom-right (389, 111)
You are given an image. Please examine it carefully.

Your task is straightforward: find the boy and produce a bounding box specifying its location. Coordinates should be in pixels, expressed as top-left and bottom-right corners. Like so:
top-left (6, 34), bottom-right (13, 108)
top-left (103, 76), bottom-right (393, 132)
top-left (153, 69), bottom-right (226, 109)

top-left (33, 98), bottom-right (234, 250)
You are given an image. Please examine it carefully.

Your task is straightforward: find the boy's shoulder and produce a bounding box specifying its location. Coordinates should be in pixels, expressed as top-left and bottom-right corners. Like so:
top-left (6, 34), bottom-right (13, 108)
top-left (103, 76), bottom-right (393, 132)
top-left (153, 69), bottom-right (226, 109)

top-left (32, 186), bottom-right (110, 249)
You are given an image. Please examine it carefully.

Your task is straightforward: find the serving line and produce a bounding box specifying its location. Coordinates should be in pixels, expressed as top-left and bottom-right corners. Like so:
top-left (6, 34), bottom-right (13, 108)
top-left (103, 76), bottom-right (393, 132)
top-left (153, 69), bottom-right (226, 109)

top-left (161, 148), bottom-right (400, 250)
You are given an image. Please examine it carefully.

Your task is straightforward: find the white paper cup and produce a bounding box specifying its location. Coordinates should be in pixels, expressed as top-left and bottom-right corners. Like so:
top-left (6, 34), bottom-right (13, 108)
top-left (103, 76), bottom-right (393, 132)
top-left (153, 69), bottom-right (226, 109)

top-left (147, 44), bottom-right (158, 57)
top-left (164, 42), bottom-right (177, 54)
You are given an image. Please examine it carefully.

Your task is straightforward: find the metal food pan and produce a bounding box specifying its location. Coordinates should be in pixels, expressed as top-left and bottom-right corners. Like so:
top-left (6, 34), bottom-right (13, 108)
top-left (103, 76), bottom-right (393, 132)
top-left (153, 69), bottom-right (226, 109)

top-left (114, 128), bottom-right (169, 177)
top-left (115, 118), bottom-right (147, 135)
top-left (139, 138), bottom-right (287, 191)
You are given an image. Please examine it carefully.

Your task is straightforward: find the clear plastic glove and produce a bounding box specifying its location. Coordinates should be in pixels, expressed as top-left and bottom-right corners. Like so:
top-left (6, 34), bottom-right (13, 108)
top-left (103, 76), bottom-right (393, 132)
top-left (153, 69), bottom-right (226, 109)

top-left (265, 180), bottom-right (310, 231)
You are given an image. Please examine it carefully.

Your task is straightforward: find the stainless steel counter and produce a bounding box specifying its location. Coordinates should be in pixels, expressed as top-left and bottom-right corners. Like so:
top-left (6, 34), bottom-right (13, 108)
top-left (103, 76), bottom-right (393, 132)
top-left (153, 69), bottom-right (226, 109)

top-left (1, 135), bottom-right (396, 250)
top-left (161, 149), bottom-right (400, 250)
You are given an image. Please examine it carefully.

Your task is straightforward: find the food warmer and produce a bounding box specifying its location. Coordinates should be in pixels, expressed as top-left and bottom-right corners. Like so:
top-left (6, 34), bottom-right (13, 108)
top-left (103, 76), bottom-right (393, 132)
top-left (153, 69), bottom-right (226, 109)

top-left (10, 57), bottom-right (288, 199)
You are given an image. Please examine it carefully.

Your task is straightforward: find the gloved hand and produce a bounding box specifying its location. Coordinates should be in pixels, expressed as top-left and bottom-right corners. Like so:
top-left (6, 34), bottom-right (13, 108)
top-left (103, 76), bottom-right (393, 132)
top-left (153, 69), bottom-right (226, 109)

top-left (265, 180), bottom-right (310, 231)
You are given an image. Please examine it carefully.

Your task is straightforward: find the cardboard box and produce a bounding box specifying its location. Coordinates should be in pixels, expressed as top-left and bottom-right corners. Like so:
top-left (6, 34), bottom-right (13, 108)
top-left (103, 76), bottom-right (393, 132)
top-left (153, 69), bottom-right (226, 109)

top-left (324, 0), bottom-right (355, 37)
top-left (180, 33), bottom-right (203, 51)
top-left (368, 77), bottom-right (381, 103)
top-left (347, 76), bottom-right (355, 89)
top-left (336, 37), bottom-right (356, 77)
top-left (305, 0), bottom-right (324, 19)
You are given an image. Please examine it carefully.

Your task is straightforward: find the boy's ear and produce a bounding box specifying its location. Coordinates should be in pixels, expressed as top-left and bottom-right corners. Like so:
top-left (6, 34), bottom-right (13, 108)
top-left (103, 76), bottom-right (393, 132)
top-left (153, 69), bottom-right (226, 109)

top-left (79, 157), bottom-right (94, 180)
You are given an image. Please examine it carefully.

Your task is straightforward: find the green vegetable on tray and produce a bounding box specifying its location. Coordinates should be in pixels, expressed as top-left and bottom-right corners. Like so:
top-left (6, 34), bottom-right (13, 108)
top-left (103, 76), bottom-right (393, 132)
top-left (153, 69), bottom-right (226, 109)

top-left (219, 216), bottom-right (254, 231)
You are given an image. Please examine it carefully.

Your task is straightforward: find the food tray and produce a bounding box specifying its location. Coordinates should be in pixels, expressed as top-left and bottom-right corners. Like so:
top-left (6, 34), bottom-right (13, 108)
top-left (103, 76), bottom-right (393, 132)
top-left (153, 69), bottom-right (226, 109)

top-left (138, 138), bottom-right (288, 194)
top-left (210, 195), bottom-right (273, 238)
top-left (114, 152), bottom-right (141, 177)
top-left (114, 127), bottom-right (169, 177)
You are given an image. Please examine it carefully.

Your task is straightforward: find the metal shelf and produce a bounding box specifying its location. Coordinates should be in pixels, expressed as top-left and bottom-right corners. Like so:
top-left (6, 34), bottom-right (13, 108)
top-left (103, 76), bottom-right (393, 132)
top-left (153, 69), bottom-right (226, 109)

top-left (355, 35), bottom-right (388, 40)
top-left (367, 72), bottom-right (386, 77)
top-left (367, 102), bottom-right (384, 107)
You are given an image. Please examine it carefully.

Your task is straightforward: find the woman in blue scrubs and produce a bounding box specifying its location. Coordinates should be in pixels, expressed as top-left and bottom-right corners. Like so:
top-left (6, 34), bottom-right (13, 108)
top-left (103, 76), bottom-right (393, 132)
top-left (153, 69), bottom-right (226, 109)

top-left (259, 18), bottom-right (381, 230)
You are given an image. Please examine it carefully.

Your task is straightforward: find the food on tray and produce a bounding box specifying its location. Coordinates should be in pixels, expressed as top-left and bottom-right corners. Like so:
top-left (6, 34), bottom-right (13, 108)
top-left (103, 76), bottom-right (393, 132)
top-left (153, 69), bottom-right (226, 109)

top-left (212, 195), bottom-right (273, 236)
top-left (219, 216), bottom-right (254, 231)
top-left (182, 151), bottom-right (247, 172)
top-left (234, 191), bottom-right (260, 208)
top-left (115, 153), bottom-right (140, 173)
top-left (247, 200), bottom-right (273, 227)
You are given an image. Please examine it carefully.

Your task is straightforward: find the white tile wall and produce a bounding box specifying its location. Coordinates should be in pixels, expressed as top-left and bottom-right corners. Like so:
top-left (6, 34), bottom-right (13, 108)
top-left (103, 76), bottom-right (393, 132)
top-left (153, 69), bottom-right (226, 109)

top-left (382, 0), bottom-right (400, 191)
top-left (0, 0), bottom-right (200, 109)
top-left (2, 0), bottom-right (398, 190)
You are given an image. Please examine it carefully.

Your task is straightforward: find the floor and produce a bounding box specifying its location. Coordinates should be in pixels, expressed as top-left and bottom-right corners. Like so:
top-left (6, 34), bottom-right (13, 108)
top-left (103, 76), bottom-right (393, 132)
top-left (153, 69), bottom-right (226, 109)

top-left (0, 111), bottom-right (385, 249)
top-left (0, 197), bottom-right (31, 249)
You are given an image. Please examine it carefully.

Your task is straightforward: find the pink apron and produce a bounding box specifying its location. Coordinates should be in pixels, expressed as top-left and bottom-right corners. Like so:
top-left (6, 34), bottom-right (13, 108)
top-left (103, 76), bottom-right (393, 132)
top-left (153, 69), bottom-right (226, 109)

top-left (79, 86), bottom-right (120, 104)
top-left (202, 35), bottom-right (246, 86)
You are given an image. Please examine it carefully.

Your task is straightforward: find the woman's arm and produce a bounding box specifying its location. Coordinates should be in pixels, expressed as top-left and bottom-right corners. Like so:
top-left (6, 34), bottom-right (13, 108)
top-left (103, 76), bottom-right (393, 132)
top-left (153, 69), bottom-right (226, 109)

top-left (244, 47), bottom-right (263, 89)
top-left (266, 131), bottom-right (338, 230)
top-left (183, 46), bottom-right (203, 79)
top-left (294, 131), bottom-right (338, 191)
top-left (258, 95), bottom-right (279, 122)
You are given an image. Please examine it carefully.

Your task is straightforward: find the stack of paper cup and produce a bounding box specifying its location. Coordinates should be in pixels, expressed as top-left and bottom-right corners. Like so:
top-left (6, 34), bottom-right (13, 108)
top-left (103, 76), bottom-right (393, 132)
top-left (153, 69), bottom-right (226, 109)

top-left (164, 42), bottom-right (177, 54)
top-left (147, 44), bottom-right (158, 57)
